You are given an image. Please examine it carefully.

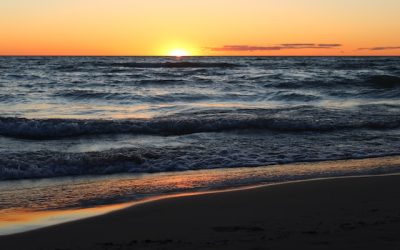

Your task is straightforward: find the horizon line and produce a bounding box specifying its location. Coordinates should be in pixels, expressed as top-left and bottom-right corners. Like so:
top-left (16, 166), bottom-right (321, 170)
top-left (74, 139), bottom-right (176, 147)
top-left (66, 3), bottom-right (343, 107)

top-left (0, 55), bottom-right (399, 57)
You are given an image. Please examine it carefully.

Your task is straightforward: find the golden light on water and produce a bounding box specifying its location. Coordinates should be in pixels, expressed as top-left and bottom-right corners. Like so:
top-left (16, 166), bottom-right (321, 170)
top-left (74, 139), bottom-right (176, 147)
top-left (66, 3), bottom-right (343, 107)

top-left (2, 156), bottom-right (400, 235)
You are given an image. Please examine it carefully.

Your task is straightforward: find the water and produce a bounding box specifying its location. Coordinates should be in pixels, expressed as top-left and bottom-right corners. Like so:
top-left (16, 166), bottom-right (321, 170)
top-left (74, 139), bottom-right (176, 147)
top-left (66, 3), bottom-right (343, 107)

top-left (1, 56), bottom-right (400, 180)
top-left (1, 57), bottom-right (400, 233)
top-left (1, 156), bottom-right (400, 235)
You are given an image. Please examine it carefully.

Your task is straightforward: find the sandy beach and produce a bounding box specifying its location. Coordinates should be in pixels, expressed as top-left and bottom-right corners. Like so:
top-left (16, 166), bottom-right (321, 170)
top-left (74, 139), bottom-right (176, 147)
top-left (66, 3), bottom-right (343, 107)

top-left (1, 174), bottom-right (400, 250)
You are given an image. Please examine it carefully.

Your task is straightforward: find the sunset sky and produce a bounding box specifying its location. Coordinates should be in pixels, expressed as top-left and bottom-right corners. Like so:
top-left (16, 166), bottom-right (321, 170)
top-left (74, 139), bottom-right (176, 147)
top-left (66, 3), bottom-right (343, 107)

top-left (1, 0), bottom-right (399, 56)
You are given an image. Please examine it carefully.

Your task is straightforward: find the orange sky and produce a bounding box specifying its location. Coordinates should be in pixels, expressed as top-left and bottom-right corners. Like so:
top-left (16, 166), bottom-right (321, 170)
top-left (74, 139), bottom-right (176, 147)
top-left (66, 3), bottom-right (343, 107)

top-left (1, 0), bottom-right (399, 56)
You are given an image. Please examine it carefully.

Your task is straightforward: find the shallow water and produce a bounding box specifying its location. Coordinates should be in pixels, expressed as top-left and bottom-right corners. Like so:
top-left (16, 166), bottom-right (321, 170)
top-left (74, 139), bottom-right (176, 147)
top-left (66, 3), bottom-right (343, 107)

top-left (1, 156), bottom-right (400, 235)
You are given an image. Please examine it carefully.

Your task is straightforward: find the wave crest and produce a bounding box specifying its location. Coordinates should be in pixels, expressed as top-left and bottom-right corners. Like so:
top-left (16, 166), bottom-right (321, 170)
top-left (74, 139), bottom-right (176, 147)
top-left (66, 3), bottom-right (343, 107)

top-left (368, 75), bottom-right (400, 88)
top-left (1, 107), bottom-right (400, 139)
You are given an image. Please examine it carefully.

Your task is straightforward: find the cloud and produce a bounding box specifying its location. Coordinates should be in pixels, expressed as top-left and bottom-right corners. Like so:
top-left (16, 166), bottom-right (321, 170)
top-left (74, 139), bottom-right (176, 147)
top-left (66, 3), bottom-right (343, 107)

top-left (281, 43), bottom-right (316, 47)
top-left (209, 45), bottom-right (281, 51)
top-left (358, 46), bottom-right (400, 51)
top-left (208, 44), bottom-right (342, 52)
top-left (317, 44), bottom-right (342, 47)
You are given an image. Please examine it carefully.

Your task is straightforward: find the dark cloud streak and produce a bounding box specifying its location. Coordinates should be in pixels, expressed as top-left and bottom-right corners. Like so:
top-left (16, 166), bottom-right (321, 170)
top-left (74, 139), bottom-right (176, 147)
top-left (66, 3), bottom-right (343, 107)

top-left (209, 45), bottom-right (281, 51)
top-left (208, 43), bottom-right (342, 52)
top-left (318, 44), bottom-right (342, 47)
top-left (358, 46), bottom-right (400, 51)
top-left (281, 43), bottom-right (315, 47)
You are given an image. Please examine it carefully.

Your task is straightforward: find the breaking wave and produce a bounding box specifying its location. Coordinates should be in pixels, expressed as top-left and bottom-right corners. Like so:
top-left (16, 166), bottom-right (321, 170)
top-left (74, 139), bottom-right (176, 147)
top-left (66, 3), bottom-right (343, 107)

top-left (1, 106), bottom-right (400, 140)
top-left (2, 56), bottom-right (400, 181)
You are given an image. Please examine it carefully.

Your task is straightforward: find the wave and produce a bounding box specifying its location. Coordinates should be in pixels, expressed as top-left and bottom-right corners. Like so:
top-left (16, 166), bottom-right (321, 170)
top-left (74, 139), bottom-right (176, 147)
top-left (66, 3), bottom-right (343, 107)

top-left (269, 74), bottom-right (400, 92)
top-left (54, 61), bottom-right (241, 71)
top-left (333, 62), bottom-right (383, 70)
top-left (54, 89), bottom-right (213, 102)
top-left (0, 148), bottom-right (147, 180)
top-left (0, 94), bottom-right (14, 102)
top-left (1, 146), bottom-right (400, 181)
top-left (135, 79), bottom-right (186, 85)
top-left (53, 89), bottom-right (133, 100)
top-left (1, 107), bottom-right (400, 139)
top-left (367, 75), bottom-right (400, 88)
top-left (269, 92), bottom-right (322, 102)
top-left (111, 62), bottom-right (241, 68)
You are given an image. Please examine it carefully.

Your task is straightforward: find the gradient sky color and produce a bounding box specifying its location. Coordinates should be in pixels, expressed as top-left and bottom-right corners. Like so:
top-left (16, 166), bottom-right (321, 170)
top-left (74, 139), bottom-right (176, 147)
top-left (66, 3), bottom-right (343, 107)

top-left (1, 0), bottom-right (399, 56)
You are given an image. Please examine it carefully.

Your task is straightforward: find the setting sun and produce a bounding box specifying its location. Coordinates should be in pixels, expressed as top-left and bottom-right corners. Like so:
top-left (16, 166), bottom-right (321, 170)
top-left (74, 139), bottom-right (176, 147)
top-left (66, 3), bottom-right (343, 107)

top-left (169, 49), bottom-right (190, 57)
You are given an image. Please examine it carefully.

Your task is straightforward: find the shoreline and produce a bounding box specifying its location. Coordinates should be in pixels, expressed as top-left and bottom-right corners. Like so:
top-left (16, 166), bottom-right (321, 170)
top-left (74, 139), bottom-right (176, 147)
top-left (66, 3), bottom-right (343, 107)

top-left (1, 174), bottom-right (400, 249)
top-left (1, 155), bottom-right (400, 236)
top-left (3, 153), bottom-right (400, 183)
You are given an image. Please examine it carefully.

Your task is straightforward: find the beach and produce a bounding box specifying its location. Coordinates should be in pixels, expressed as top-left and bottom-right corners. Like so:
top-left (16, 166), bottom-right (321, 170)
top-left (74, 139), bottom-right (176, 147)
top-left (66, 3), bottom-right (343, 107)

top-left (1, 174), bottom-right (400, 250)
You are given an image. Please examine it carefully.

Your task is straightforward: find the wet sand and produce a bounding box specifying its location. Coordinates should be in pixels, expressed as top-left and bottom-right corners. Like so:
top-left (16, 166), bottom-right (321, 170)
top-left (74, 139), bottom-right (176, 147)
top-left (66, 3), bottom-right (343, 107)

top-left (1, 174), bottom-right (400, 250)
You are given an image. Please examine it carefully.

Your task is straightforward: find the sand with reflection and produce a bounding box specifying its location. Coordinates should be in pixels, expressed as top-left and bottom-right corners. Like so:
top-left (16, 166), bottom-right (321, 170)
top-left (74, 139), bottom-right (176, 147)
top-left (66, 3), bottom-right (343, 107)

top-left (1, 156), bottom-right (400, 235)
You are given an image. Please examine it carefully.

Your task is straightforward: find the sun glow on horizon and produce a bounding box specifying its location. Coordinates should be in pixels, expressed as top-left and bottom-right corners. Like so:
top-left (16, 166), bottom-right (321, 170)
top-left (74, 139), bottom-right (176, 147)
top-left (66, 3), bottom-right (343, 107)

top-left (0, 1), bottom-right (399, 56)
top-left (168, 49), bottom-right (190, 57)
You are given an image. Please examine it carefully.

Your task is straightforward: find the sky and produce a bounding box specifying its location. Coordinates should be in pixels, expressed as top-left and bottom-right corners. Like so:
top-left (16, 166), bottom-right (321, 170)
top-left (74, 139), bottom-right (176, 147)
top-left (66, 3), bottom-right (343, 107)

top-left (1, 0), bottom-right (399, 56)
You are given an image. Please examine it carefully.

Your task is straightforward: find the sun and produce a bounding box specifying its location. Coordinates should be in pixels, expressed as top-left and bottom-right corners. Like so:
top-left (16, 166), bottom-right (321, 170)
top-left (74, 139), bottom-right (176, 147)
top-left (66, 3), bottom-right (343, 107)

top-left (169, 49), bottom-right (190, 57)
